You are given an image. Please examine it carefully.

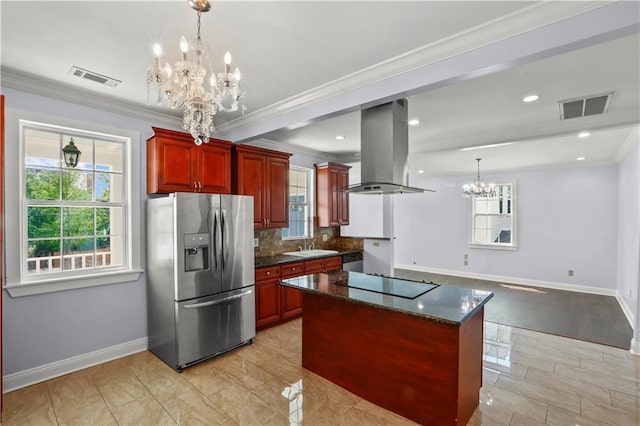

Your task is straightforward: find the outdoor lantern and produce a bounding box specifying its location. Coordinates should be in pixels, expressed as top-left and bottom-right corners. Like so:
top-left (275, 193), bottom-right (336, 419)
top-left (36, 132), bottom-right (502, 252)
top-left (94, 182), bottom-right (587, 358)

top-left (62, 138), bottom-right (81, 168)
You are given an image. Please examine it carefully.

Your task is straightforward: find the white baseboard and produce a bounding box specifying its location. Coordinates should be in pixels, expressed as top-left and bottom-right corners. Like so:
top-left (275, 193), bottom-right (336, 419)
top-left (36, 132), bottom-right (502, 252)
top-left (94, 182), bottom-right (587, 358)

top-left (395, 264), bottom-right (635, 332)
top-left (630, 338), bottom-right (640, 356)
top-left (3, 337), bottom-right (148, 393)
top-left (614, 293), bottom-right (636, 332)
top-left (395, 264), bottom-right (618, 296)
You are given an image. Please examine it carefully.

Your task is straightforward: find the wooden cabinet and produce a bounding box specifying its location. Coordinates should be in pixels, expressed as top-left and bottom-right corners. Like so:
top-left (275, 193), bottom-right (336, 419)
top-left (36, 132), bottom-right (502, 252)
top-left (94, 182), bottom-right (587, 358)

top-left (255, 255), bottom-right (343, 330)
top-left (316, 162), bottom-right (351, 227)
top-left (147, 127), bottom-right (232, 194)
top-left (304, 256), bottom-right (342, 273)
top-left (324, 256), bottom-right (343, 272)
top-left (255, 266), bottom-right (280, 328)
top-left (280, 262), bottom-right (305, 320)
top-left (233, 145), bottom-right (291, 229)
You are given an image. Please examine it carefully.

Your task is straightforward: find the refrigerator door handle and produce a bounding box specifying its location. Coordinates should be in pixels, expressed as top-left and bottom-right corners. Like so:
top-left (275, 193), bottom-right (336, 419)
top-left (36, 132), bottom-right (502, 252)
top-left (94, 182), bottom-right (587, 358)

top-left (215, 208), bottom-right (223, 271)
top-left (222, 209), bottom-right (230, 271)
top-left (182, 289), bottom-right (253, 309)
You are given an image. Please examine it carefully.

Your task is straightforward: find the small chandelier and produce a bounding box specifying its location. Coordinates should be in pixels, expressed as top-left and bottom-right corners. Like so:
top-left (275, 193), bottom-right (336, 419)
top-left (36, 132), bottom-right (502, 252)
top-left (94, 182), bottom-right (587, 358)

top-left (147, 0), bottom-right (245, 146)
top-left (462, 158), bottom-right (496, 198)
top-left (62, 138), bottom-right (81, 168)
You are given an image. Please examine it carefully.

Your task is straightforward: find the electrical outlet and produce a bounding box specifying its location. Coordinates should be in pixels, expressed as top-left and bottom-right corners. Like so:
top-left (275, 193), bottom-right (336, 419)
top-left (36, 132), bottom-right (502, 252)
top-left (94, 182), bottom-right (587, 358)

top-left (373, 242), bottom-right (380, 247)
top-left (568, 269), bottom-right (574, 277)
top-left (464, 254), bottom-right (468, 260)
top-left (253, 238), bottom-right (259, 248)
top-left (322, 233), bottom-right (328, 241)
top-left (464, 260), bottom-right (468, 266)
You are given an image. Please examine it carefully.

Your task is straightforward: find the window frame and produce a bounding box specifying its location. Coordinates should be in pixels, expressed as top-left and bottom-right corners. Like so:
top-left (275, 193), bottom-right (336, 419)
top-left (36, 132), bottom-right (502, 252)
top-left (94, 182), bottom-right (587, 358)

top-left (4, 115), bottom-right (142, 297)
top-left (468, 180), bottom-right (517, 250)
top-left (282, 165), bottom-right (314, 241)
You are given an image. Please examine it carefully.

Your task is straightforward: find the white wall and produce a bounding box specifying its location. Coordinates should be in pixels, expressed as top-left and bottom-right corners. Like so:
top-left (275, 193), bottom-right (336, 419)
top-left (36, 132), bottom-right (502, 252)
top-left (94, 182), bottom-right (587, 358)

top-left (394, 165), bottom-right (619, 291)
top-left (616, 134), bottom-right (640, 331)
top-left (1, 87), bottom-right (163, 377)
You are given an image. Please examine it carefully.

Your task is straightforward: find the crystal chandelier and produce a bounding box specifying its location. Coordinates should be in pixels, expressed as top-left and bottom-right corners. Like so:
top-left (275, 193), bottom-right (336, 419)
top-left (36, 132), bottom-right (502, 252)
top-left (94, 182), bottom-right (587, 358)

top-left (462, 158), bottom-right (496, 198)
top-left (147, 0), bottom-right (245, 146)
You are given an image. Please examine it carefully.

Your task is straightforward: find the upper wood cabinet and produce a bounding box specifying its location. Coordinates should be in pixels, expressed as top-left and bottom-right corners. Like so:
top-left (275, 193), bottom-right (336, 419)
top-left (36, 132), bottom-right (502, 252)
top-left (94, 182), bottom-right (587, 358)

top-left (233, 145), bottom-right (291, 229)
top-left (316, 162), bottom-right (351, 227)
top-left (147, 127), bottom-right (232, 194)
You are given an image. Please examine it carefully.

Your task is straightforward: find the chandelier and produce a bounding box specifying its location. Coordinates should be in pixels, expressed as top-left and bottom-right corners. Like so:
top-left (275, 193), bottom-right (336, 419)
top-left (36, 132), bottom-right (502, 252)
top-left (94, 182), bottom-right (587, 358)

top-left (147, 0), bottom-right (245, 146)
top-left (462, 158), bottom-right (496, 198)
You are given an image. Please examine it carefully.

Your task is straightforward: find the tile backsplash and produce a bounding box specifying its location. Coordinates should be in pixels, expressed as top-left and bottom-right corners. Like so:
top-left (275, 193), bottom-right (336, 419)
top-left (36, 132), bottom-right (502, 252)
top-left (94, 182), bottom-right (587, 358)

top-left (254, 225), bottom-right (363, 257)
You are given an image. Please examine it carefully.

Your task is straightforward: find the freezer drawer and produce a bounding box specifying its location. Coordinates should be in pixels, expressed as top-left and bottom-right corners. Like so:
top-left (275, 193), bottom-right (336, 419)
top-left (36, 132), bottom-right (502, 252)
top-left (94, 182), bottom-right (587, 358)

top-left (175, 287), bottom-right (256, 369)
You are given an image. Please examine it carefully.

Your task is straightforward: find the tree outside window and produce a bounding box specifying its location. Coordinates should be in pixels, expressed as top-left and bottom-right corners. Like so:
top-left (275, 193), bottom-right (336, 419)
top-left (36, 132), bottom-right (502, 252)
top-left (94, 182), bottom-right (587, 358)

top-left (23, 125), bottom-right (125, 275)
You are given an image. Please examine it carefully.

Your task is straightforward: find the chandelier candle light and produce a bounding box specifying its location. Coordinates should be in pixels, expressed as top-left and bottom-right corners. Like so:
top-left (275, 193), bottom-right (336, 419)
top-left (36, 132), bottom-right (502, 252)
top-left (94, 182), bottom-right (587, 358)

top-left (147, 0), bottom-right (245, 146)
top-left (462, 158), bottom-right (497, 198)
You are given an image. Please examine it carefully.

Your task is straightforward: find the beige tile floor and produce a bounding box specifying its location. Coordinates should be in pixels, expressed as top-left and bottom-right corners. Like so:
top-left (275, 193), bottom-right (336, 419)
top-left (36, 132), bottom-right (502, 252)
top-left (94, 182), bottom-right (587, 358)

top-left (3, 319), bottom-right (639, 425)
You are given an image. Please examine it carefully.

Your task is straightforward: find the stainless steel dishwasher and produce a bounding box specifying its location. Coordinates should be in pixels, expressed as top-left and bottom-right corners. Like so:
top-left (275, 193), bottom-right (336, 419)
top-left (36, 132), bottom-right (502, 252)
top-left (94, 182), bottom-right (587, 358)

top-left (342, 252), bottom-right (363, 272)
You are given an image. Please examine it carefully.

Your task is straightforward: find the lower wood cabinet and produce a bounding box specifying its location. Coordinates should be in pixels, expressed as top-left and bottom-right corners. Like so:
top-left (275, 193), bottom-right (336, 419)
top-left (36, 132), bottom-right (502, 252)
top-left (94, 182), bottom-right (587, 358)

top-left (255, 266), bottom-right (280, 328)
top-left (255, 255), bottom-right (343, 330)
top-left (280, 261), bottom-right (304, 320)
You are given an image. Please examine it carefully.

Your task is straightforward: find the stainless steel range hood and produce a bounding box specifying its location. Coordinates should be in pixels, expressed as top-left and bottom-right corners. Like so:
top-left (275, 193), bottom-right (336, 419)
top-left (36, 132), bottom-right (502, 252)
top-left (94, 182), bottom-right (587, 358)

top-left (344, 99), bottom-right (433, 194)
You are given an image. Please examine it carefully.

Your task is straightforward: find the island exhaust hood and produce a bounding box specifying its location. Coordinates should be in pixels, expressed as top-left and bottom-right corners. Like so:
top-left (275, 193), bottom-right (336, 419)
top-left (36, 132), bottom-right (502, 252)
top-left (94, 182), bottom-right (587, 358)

top-left (344, 99), bottom-right (433, 194)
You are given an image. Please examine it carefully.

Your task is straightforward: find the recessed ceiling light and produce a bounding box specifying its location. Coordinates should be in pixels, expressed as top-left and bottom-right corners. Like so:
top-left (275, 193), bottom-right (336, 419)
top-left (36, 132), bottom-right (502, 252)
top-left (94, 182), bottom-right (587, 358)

top-left (577, 131), bottom-right (590, 138)
top-left (522, 95), bottom-right (539, 103)
top-left (408, 119), bottom-right (420, 126)
top-left (418, 170), bottom-right (424, 174)
top-left (460, 142), bottom-right (514, 151)
top-left (577, 157), bottom-right (586, 161)
top-left (335, 135), bottom-right (345, 140)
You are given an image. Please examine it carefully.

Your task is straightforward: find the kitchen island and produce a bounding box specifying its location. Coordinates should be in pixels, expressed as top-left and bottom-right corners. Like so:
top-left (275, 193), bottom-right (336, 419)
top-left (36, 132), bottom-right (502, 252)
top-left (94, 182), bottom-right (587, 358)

top-left (280, 271), bottom-right (493, 426)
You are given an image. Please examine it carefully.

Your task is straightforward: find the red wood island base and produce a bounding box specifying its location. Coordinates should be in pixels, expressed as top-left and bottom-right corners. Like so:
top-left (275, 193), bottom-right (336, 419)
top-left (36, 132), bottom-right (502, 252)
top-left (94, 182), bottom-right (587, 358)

top-left (301, 291), bottom-right (485, 426)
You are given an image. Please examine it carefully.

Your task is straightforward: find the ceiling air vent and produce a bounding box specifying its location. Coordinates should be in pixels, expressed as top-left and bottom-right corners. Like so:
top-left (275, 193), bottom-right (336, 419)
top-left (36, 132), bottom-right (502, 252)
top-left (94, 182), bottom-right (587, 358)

top-left (559, 93), bottom-right (612, 120)
top-left (68, 66), bottom-right (121, 87)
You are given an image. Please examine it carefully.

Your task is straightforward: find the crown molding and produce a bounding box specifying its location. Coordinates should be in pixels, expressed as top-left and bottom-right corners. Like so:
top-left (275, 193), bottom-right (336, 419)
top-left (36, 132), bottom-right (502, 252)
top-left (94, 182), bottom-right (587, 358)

top-left (614, 126), bottom-right (640, 163)
top-left (216, 1), bottom-right (614, 139)
top-left (243, 137), bottom-right (339, 162)
top-left (0, 67), bottom-right (181, 127)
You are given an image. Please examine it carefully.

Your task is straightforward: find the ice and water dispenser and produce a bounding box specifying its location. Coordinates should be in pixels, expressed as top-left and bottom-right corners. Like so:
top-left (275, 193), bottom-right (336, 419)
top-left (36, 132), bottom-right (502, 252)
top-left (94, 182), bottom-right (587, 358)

top-left (184, 233), bottom-right (209, 271)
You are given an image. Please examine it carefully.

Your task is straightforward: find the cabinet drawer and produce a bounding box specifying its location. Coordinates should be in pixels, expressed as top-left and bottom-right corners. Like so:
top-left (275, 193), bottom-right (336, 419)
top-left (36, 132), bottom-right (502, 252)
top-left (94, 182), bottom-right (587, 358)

top-left (256, 266), bottom-right (280, 282)
top-left (305, 259), bottom-right (325, 274)
top-left (325, 256), bottom-right (343, 271)
top-left (280, 262), bottom-right (305, 278)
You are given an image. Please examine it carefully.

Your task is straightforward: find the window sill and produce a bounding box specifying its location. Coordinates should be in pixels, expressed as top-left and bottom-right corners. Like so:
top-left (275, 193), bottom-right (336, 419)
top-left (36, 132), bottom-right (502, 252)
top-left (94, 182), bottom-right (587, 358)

top-left (468, 244), bottom-right (518, 251)
top-left (4, 269), bottom-right (144, 297)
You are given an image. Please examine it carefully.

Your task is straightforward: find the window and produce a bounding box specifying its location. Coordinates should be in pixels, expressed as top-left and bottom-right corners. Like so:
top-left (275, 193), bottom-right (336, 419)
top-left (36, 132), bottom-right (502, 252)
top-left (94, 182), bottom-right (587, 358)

top-left (282, 166), bottom-right (313, 239)
top-left (5, 118), bottom-right (142, 297)
top-left (470, 182), bottom-right (516, 249)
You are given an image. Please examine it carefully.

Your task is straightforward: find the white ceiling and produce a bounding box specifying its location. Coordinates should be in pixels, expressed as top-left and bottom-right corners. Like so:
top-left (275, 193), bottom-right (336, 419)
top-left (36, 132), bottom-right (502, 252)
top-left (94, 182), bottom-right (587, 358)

top-left (1, 1), bottom-right (639, 178)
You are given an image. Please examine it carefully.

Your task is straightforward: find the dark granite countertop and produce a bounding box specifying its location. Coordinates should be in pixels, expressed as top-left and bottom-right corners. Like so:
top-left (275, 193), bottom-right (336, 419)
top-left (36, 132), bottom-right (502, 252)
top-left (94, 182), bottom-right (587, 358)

top-left (280, 271), bottom-right (493, 326)
top-left (255, 250), bottom-right (361, 268)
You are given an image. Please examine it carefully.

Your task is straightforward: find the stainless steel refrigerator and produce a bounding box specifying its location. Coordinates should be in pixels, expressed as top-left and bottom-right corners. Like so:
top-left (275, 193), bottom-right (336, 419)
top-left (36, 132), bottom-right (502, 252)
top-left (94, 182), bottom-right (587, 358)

top-left (146, 192), bottom-right (255, 371)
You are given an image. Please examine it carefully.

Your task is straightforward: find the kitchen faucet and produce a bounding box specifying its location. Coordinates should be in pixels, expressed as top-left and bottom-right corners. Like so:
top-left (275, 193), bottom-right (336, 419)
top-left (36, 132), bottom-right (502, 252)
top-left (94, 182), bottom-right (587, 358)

top-left (298, 238), bottom-right (315, 251)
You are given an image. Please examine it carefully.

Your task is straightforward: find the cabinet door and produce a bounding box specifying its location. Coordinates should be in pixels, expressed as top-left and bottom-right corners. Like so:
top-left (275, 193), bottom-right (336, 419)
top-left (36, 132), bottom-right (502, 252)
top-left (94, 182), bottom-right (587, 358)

top-left (280, 261), bottom-right (304, 319)
top-left (329, 168), bottom-right (340, 226)
top-left (198, 141), bottom-right (231, 194)
top-left (256, 278), bottom-right (280, 328)
top-left (266, 156), bottom-right (289, 228)
top-left (150, 137), bottom-right (196, 193)
top-left (281, 287), bottom-right (302, 319)
top-left (236, 151), bottom-right (266, 227)
top-left (338, 169), bottom-right (350, 225)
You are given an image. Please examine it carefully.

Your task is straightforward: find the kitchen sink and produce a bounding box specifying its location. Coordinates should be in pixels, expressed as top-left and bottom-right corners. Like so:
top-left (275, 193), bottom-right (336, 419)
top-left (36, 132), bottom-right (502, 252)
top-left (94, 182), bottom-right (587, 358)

top-left (283, 249), bottom-right (339, 257)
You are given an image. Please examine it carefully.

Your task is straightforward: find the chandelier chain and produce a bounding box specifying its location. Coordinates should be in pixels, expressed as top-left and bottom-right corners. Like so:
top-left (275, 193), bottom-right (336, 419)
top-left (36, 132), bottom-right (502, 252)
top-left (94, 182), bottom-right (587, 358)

top-left (197, 11), bottom-right (202, 40)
